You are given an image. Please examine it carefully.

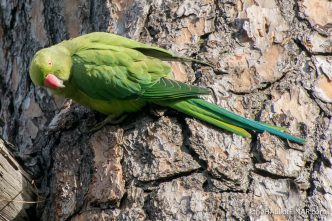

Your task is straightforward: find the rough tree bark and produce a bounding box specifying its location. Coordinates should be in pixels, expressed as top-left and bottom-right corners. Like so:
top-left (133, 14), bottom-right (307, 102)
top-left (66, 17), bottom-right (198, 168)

top-left (0, 138), bottom-right (36, 220)
top-left (0, 0), bottom-right (332, 220)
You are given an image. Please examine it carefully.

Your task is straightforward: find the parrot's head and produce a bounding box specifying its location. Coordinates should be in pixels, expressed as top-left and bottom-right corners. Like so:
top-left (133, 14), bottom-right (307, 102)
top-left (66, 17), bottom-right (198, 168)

top-left (29, 45), bottom-right (72, 90)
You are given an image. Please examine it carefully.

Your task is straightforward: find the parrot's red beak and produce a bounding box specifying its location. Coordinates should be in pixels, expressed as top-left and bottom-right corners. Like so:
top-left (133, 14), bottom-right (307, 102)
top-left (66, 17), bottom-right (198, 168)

top-left (44, 74), bottom-right (65, 89)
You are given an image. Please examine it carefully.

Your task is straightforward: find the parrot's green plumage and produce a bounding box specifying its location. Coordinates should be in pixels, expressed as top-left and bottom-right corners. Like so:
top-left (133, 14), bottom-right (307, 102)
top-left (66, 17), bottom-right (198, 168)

top-left (29, 32), bottom-right (305, 144)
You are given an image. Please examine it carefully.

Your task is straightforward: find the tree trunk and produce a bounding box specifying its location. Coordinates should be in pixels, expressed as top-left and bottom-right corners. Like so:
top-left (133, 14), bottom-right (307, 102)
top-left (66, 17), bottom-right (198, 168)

top-left (0, 138), bottom-right (36, 220)
top-left (1, 0), bottom-right (332, 220)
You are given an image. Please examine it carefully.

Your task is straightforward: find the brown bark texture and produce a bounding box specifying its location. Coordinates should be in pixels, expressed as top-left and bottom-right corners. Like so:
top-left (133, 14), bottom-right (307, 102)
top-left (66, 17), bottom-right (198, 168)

top-left (0, 138), bottom-right (36, 220)
top-left (0, 0), bottom-right (332, 220)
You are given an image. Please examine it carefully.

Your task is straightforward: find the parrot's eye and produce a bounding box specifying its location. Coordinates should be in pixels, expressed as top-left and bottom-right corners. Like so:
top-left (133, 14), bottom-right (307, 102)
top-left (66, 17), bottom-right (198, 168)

top-left (48, 60), bottom-right (53, 66)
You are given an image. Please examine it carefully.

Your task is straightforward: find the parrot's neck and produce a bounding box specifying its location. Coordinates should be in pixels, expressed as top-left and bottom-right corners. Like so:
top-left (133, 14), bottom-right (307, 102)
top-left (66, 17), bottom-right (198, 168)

top-left (55, 80), bottom-right (100, 112)
top-left (58, 38), bottom-right (88, 55)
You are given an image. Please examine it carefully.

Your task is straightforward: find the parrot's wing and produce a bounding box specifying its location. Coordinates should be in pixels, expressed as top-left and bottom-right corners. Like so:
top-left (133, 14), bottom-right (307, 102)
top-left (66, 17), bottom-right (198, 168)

top-left (133, 47), bottom-right (212, 67)
top-left (71, 48), bottom-right (209, 101)
top-left (141, 78), bottom-right (210, 100)
top-left (67, 32), bottom-right (211, 66)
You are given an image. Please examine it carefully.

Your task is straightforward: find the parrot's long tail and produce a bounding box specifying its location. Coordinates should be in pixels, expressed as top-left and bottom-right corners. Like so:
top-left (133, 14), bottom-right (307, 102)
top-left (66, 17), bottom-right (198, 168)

top-left (166, 98), bottom-right (305, 144)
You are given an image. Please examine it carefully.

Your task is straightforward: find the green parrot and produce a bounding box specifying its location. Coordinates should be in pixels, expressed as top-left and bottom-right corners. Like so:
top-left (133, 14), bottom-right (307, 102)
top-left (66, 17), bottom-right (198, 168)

top-left (29, 32), bottom-right (305, 144)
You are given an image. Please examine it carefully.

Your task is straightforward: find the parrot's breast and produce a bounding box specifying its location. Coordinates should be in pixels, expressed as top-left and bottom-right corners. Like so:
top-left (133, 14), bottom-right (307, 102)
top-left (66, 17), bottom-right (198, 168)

top-left (63, 83), bottom-right (146, 115)
top-left (80, 96), bottom-right (146, 115)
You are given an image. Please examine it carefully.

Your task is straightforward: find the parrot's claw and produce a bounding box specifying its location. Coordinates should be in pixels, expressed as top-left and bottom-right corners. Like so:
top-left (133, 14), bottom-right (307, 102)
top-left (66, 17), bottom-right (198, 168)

top-left (89, 114), bottom-right (128, 133)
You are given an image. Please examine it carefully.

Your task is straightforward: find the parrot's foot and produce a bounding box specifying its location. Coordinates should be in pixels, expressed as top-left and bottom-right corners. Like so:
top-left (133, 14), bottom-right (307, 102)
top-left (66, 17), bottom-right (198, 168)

top-left (149, 106), bottom-right (166, 118)
top-left (89, 114), bottom-right (127, 133)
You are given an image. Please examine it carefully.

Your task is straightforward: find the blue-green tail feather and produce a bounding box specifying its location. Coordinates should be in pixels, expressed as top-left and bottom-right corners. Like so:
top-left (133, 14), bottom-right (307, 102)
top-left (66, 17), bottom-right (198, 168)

top-left (164, 98), bottom-right (305, 144)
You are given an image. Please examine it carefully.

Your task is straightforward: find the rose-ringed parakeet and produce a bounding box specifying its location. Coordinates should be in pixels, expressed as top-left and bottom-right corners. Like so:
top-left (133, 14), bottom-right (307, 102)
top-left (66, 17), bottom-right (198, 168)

top-left (29, 32), bottom-right (305, 144)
